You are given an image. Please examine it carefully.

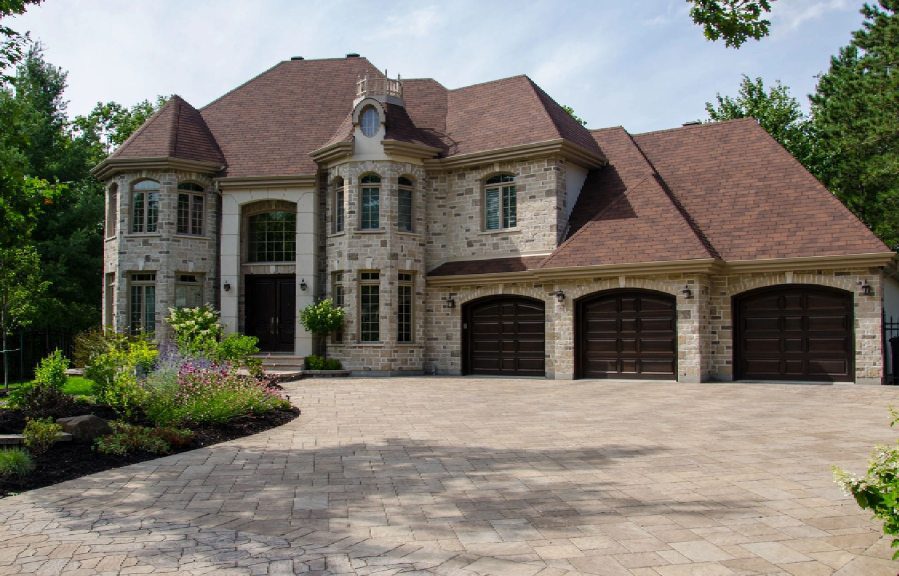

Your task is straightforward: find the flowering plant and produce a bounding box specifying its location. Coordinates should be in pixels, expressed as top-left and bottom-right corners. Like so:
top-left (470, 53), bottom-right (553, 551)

top-left (167, 305), bottom-right (222, 355)
top-left (300, 298), bottom-right (345, 335)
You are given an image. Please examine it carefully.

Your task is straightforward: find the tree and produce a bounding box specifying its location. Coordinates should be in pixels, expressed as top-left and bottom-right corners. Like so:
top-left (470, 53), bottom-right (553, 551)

top-left (0, 245), bottom-right (47, 390)
top-left (562, 105), bottom-right (587, 127)
top-left (810, 0), bottom-right (899, 248)
top-left (0, 0), bottom-right (41, 78)
top-left (688, 0), bottom-right (774, 48)
top-left (74, 97), bottom-right (167, 157)
top-left (705, 75), bottom-right (813, 166)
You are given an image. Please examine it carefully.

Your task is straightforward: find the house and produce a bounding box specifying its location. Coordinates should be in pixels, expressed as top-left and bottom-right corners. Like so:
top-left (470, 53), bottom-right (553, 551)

top-left (93, 55), bottom-right (896, 383)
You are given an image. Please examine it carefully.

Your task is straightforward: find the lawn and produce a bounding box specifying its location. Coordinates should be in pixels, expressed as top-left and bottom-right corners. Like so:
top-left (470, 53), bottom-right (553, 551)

top-left (0, 376), bottom-right (96, 406)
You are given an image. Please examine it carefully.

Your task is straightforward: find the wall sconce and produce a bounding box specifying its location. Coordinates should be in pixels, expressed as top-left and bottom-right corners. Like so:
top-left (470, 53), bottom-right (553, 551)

top-left (681, 285), bottom-right (693, 299)
top-left (859, 279), bottom-right (873, 296)
top-left (552, 290), bottom-right (566, 303)
top-left (223, 281), bottom-right (231, 292)
top-left (444, 297), bottom-right (455, 309)
top-left (300, 278), bottom-right (308, 291)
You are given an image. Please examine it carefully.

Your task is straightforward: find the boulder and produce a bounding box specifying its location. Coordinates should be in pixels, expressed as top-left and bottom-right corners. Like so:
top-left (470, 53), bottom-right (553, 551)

top-left (56, 415), bottom-right (112, 442)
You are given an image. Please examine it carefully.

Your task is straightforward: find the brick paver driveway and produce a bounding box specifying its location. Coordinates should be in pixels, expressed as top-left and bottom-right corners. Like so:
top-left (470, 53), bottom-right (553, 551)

top-left (2, 378), bottom-right (899, 575)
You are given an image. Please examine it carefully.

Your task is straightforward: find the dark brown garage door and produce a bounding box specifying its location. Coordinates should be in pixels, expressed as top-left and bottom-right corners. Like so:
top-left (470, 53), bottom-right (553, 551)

top-left (734, 285), bottom-right (853, 381)
top-left (577, 290), bottom-right (677, 379)
top-left (464, 296), bottom-right (545, 376)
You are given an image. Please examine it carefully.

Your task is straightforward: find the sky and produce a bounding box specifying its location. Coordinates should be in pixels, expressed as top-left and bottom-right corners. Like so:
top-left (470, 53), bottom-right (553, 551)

top-left (10, 0), bottom-right (865, 134)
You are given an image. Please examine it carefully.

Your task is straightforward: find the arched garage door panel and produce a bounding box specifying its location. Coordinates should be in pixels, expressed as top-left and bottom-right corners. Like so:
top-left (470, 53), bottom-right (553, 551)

top-left (735, 286), bottom-right (853, 381)
top-left (464, 297), bottom-right (545, 376)
top-left (577, 291), bottom-right (677, 379)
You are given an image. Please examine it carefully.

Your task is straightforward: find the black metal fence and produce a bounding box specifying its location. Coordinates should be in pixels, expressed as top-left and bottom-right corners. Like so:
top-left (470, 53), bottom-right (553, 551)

top-left (0, 329), bottom-right (74, 383)
top-left (885, 316), bottom-right (899, 384)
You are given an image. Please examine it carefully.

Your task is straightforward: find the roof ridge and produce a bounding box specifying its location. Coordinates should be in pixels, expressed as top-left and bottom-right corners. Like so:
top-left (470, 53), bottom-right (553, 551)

top-left (168, 95), bottom-right (182, 157)
top-left (449, 74), bottom-right (528, 93)
top-left (627, 132), bottom-right (720, 259)
top-left (633, 117), bottom-right (756, 138)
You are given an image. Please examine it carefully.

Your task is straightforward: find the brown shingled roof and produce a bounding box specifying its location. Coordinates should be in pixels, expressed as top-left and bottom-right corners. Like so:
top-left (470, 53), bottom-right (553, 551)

top-left (111, 95), bottom-right (224, 166)
top-left (428, 256), bottom-right (546, 277)
top-left (632, 118), bottom-right (889, 260)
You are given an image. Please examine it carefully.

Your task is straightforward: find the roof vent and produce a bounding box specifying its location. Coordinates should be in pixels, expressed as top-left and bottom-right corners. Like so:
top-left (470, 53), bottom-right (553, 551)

top-left (682, 120), bottom-right (702, 126)
top-left (346, 53), bottom-right (360, 58)
top-left (290, 56), bottom-right (304, 61)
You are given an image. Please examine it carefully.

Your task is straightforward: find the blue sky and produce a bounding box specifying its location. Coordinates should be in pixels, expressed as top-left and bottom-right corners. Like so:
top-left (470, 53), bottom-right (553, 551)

top-left (11, 0), bottom-right (863, 133)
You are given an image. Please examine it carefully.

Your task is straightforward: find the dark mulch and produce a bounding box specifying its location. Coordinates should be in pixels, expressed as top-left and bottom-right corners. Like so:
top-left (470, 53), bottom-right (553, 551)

top-left (0, 406), bottom-right (299, 498)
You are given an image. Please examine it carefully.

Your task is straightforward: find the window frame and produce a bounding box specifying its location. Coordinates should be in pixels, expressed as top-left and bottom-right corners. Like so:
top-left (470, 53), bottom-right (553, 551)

top-left (331, 271), bottom-right (344, 343)
top-left (130, 179), bottom-right (160, 234)
top-left (397, 176), bottom-right (413, 233)
top-left (360, 174), bottom-right (381, 230)
top-left (397, 271), bottom-right (413, 343)
top-left (332, 178), bottom-right (345, 234)
top-left (360, 105), bottom-right (379, 137)
top-left (359, 270), bottom-right (380, 343)
top-left (129, 272), bottom-right (156, 335)
top-left (177, 182), bottom-right (205, 236)
top-left (483, 174), bottom-right (517, 231)
top-left (247, 210), bottom-right (297, 263)
top-left (106, 183), bottom-right (118, 238)
top-left (174, 273), bottom-right (204, 309)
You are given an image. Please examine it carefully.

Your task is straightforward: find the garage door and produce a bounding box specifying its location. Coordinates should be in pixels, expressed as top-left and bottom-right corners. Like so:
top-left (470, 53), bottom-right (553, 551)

top-left (577, 290), bottom-right (677, 379)
top-left (464, 296), bottom-right (545, 376)
top-left (734, 285), bottom-right (853, 381)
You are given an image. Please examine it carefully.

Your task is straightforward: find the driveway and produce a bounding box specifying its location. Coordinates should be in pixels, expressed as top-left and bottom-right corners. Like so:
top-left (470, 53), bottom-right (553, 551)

top-left (1, 378), bottom-right (898, 575)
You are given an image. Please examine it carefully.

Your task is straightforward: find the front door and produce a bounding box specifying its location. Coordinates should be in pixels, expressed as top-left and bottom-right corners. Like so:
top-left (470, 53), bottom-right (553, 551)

top-left (245, 275), bottom-right (296, 352)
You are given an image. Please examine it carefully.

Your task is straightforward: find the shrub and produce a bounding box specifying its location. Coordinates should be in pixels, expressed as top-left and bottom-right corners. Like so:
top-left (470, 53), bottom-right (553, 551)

top-left (0, 448), bottom-right (34, 478)
top-left (211, 333), bottom-right (262, 376)
top-left (8, 382), bottom-right (75, 418)
top-left (22, 418), bottom-right (62, 455)
top-left (85, 337), bottom-right (158, 417)
top-left (100, 371), bottom-right (149, 419)
top-left (167, 305), bottom-right (222, 355)
top-left (300, 298), bottom-right (345, 335)
top-left (33, 349), bottom-right (69, 390)
top-left (94, 422), bottom-right (176, 456)
top-left (304, 355), bottom-right (341, 370)
top-left (73, 328), bottom-right (116, 368)
top-left (834, 408), bottom-right (899, 558)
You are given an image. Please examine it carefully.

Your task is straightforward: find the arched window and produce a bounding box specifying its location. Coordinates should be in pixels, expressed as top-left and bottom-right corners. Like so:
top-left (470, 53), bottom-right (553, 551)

top-left (360, 106), bottom-right (379, 137)
top-left (106, 183), bottom-right (118, 238)
top-left (248, 211), bottom-right (296, 262)
top-left (398, 176), bottom-right (413, 233)
top-left (484, 174), bottom-right (516, 230)
top-left (131, 179), bottom-right (160, 233)
top-left (177, 182), bottom-right (204, 235)
top-left (360, 174), bottom-right (380, 230)
top-left (332, 177), bottom-right (345, 233)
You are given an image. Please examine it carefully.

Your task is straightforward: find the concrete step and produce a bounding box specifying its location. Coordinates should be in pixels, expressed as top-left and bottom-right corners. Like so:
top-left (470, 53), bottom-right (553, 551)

top-left (255, 354), bottom-right (305, 370)
top-left (0, 432), bottom-right (73, 446)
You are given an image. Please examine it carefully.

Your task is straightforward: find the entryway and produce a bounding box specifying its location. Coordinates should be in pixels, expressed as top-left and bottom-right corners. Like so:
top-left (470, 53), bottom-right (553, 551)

top-left (245, 275), bottom-right (296, 352)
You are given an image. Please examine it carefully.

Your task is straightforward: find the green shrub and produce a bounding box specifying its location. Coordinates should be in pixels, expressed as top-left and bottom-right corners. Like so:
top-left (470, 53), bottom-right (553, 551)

top-left (212, 333), bottom-right (262, 376)
top-left (73, 328), bottom-right (116, 369)
top-left (304, 355), bottom-right (341, 370)
top-left (8, 382), bottom-right (75, 418)
top-left (0, 448), bottom-right (34, 478)
top-left (835, 408), bottom-right (899, 558)
top-left (85, 337), bottom-right (157, 416)
top-left (94, 422), bottom-right (188, 456)
top-left (100, 371), bottom-right (149, 419)
top-left (300, 298), bottom-right (345, 335)
top-left (167, 305), bottom-right (222, 355)
top-left (33, 349), bottom-right (69, 389)
top-left (22, 418), bottom-right (62, 455)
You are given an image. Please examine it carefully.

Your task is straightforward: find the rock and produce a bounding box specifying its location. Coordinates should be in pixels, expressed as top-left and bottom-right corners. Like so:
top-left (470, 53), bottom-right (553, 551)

top-left (55, 415), bottom-right (112, 442)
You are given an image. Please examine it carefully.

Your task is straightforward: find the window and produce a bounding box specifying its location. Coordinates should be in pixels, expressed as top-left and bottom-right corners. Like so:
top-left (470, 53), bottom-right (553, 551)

top-left (174, 274), bottom-right (204, 308)
top-left (106, 184), bottom-right (117, 238)
top-left (129, 272), bottom-right (156, 335)
top-left (360, 174), bottom-right (380, 230)
top-left (332, 178), bottom-right (344, 233)
top-left (131, 180), bottom-right (160, 233)
top-left (177, 182), bottom-right (204, 235)
top-left (484, 174), bottom-right (516, 230)
top-left (104, 272), bottom-right (115, 328)
top-left (397, 272), bottom-right (413, 343)
top-left (398, 177), bottom-right (413, 232)
top-left (359, 271), bottom-right (380, 342)
top-left (248, 211), bottom-right (296, 262)
top-left (360, 105), bottom-right (379, 137)
top-left (331, 271), bottom-right (344, 343)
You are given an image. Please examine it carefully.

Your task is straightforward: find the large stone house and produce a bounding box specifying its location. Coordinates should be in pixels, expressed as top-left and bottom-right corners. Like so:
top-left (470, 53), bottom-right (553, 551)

top-left (93, 55), bottom-right (895, 383)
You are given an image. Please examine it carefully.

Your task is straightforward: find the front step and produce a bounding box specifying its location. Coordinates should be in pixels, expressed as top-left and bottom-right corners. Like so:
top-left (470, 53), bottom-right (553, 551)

top-left (255, 354), bottom-right (305, 371)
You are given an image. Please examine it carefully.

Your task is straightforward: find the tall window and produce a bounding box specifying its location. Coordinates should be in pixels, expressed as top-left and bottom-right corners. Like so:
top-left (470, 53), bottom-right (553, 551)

top-left (177, 183), bottom-right (204, 235)
top-left (359, 271), bottom-right (380, 342)
top-left (174, 274), bottom-right (204, 308)
top-left (398, 177), bottom-right (413, 232)
top-left (104, 272), bottom-right (115, 328)
top-left (331, 271), bottom-right (344, 343)
top-left (248, 211), bottom-right (296, 262)
top-left (360, 105), bottom-right (379, 137)
top-left (397, 272), bottom-right (413, 343)
top-left (332, 178), bottom-right (345, 233)
top-left (129, 272), bottom-right (156, 334)
top-left (131, 180), bottom-right (160, 233)
top-left (360, 174), bottom-right (380, 230)
top-left (484, 174), bottom-right (516, 230)
top-left (106, 183), bottom-right (117, 238)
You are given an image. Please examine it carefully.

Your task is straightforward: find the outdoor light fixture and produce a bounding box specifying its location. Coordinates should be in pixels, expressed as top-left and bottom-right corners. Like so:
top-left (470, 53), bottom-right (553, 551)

top-left (859, 279), bottom-right (873, 296)
top-left (223, 281), bottom-right (231, 292)
top-left (681, 285), bottom-right (693, 299)
top-left (552, 290), bottom-right (566, 303)
top-left (444, 297), bottom-right (455, 309)
top-left (300, 278), bottom-right (308, 291)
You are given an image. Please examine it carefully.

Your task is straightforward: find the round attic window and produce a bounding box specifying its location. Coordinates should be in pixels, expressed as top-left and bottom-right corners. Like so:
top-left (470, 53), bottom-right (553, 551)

top-left (360, 106), bottom-right (379, 137)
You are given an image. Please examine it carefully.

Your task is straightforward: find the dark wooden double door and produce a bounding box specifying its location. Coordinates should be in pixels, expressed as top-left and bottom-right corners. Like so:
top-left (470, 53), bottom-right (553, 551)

top-left (576, 290), bottom-right (677, 379)
top-left (245, 275), bottom-right (295, 352)
top-left (734, 286), bottom-right (853, 381)
top-left (464, 296), bottom-right (545, 376)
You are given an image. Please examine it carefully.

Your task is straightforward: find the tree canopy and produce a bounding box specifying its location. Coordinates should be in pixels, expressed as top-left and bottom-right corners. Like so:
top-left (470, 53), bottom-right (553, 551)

top-left (688, 0), bottom-right (774, 48)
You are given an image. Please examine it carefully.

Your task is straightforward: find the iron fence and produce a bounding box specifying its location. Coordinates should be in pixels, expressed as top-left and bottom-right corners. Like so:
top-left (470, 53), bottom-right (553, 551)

top-left (0, 329), bottom-right (74, 383)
